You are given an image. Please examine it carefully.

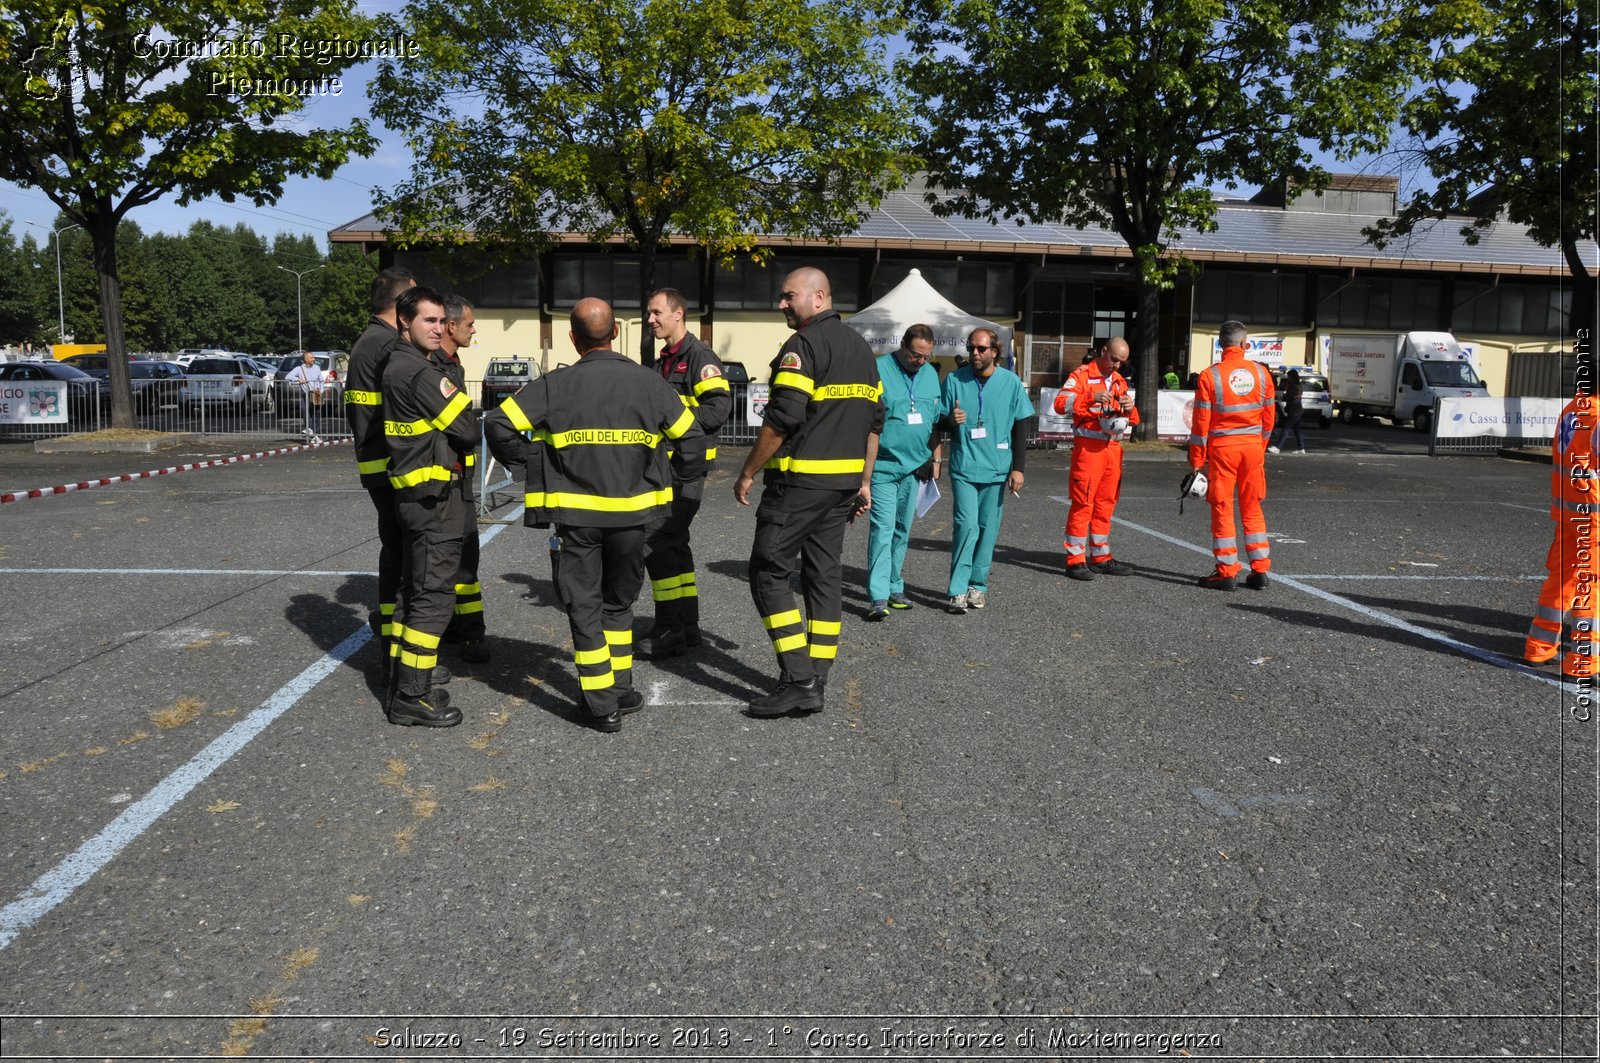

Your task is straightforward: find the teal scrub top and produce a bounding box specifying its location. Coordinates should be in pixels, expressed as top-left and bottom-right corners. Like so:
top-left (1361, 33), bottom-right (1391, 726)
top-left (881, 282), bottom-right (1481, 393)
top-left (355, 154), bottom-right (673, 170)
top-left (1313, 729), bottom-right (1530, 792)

top-left (873, 351), bottom-right (942, 477)
top-left (941, 365), bottom-right (1035, 483)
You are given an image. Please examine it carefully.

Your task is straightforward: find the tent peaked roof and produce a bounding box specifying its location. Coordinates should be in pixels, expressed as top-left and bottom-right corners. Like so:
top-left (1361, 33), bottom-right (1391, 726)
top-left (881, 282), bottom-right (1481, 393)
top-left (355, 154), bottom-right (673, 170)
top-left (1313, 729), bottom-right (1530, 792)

top-left (844, 269), bottom-right (1011, 357)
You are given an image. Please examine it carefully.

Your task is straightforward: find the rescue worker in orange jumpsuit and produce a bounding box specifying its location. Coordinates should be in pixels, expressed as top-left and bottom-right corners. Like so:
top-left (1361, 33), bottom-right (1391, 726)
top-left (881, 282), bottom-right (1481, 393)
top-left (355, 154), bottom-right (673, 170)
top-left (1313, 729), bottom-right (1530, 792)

top-left (1525, 389), bottom-right (1599, 679)
top-left (1055, 337), bottom-right (1139, 580)
top-left (1188, 320), bottom-right (1275, 591)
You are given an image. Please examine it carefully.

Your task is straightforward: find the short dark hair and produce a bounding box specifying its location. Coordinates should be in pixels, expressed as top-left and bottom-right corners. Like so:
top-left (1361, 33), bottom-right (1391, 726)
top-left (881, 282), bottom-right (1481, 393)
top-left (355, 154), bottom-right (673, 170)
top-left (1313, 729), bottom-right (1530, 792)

top-left (901, 323), bottom-right (935, 348)
top-left (649, 287), bottom-right (687, 314)
top-left (1219, 320), bottom-right (1248, 349)
top-left (395, 284), bottom-right (445, 324)
top-left (369, 267), bottom-right (416, 314)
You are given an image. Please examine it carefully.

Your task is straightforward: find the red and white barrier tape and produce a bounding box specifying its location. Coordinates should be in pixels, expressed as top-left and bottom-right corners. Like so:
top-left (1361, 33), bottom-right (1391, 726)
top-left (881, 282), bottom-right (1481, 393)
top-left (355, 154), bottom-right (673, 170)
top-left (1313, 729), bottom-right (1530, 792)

top-left (1, 437), bottom-right (348, 505)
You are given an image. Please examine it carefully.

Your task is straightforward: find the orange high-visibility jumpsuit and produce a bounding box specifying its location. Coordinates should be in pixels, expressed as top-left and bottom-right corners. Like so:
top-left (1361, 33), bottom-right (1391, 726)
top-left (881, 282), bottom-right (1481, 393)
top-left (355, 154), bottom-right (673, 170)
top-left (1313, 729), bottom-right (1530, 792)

top-left (1525, 393), bottom-right (1600, 678)
top-left (1055, 362), bottom-right (1140, 568)
top-left (1188, 349), bottom-right (1275, 578)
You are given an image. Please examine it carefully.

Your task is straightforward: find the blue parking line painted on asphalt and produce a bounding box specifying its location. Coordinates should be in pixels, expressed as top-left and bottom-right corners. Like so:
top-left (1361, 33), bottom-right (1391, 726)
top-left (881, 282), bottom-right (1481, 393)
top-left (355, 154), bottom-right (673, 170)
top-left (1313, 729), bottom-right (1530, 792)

top-left (0, 624), bottom-right (371, 951)
top-left (1101, 510), bottom-right (1568, 693)
top-left (0, 502), bottom-right (525, 953)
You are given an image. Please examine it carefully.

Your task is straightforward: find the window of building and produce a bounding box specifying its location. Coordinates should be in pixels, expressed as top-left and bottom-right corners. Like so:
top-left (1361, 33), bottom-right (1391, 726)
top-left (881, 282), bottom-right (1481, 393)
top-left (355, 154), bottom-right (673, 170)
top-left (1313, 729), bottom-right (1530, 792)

top-left (1196, 269), bottom-right (1305, 326)
top-left (1451, 281), bottom-right (1570, 336)
top-left (549, 254), bottom-right (702, 309)
top-left (391, 252), bottom-right (540, 309)
top-left (712, 256), bottom-right (861, 311)
top-left (1315, 275), bottom-right (1442, 330)
top-left (870, 260), bottom-right (1016, 317)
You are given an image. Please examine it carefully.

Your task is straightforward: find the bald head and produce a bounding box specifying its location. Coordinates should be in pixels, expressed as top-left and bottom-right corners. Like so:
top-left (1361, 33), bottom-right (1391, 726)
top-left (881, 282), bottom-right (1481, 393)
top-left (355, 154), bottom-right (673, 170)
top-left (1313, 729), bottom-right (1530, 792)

top-left (1096, 336), bottom-right (1130, 376)
top-left (570, 297), bottom-right (617, 354)
top-left (779, 267), bottom-right (832, 330)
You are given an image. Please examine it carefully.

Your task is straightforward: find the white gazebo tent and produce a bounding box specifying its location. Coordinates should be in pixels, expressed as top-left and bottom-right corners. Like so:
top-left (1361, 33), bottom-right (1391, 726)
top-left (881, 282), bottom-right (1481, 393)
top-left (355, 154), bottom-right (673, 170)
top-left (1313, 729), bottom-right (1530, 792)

top-left (843, 269), bottom-right (1014, 372)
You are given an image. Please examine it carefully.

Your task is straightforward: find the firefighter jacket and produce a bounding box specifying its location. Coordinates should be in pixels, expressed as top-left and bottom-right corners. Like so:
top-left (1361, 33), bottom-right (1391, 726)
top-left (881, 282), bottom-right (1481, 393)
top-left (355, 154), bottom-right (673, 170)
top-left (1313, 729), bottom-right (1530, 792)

top-left (1054, 361), bottom-right (1141, 441)
top-left (432, 347), bottom-right (478, 495)
top-left (761, 309), bottom-right (886, 490)
top-left (1188, 347), bottom-right (1276, 467)
top-left (484, 349), bottom-right (700, 530)
top-left (658, 332), bottom-right (732, 475)
top-left (1551, 394), bottom-right (1600, 521)
top-left (346, 317), bottom-right (399, 489)
top-left (381, 340), bottom-right (480, 502)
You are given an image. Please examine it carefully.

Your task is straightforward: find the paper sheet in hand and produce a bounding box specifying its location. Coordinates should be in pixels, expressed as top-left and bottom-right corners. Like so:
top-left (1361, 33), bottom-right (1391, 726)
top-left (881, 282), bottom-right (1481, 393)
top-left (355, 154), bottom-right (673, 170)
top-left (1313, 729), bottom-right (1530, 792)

top-left (915, 477), bottom-right (941, 518)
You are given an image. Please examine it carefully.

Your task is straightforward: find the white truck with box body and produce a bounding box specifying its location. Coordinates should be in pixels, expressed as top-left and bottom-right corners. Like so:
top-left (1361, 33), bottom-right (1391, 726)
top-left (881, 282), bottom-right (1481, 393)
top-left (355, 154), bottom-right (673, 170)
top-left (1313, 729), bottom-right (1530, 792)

top-left (1325, 331), bottom-right (1487, 433)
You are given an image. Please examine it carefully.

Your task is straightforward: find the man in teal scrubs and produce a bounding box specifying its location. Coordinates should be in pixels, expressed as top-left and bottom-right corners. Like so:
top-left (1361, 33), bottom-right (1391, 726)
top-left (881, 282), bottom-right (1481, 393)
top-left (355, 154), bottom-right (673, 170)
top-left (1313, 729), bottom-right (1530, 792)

top-left (865, 324), bottom-right (944, 620)
top-left (941, 327), bottom-right (1035, 613)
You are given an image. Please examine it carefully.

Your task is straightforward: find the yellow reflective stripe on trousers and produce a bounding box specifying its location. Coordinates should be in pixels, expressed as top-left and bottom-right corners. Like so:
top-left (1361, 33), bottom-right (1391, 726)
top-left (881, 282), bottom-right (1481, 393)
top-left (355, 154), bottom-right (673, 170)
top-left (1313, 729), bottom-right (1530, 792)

top-left (524, 487), bottom-right (672, 512)
top-left (575, 646), bottom-right (610, 666)
top-left (357, 457), bottom-right (389, 474)
top-left (763, 609), bottom-right (803, 631)
top-left (397, 648), bottom-right (437, 670)
top-left (807, 619), bottom-right (842, 636)
top-left (772, 633), bottom-right (807, 654)
top-left (394, 623), bottom-right (441, 650)
top-left (499, 396), bottom-right (533, 432)
top-left (808, 643), bottom-right (838, 659)
top-left (579, 671), bottom-right (615, 690)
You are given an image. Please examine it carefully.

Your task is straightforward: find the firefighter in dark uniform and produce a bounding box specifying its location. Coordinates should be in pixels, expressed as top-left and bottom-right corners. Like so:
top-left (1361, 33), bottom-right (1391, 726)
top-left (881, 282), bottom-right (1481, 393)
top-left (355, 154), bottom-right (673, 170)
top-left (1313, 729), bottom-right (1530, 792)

top-left (638, 286), bottom-right (732, 660)
top-left (436, 293), bottom-right (491, 663)
top-left (734, 267), bottom-right (884, 717)
top-left (381, 286), bottom-right (480, 727)
top-left (485, 298), bottom-right (700, 732)
top-left (344, 267), bottom-right (415, 652)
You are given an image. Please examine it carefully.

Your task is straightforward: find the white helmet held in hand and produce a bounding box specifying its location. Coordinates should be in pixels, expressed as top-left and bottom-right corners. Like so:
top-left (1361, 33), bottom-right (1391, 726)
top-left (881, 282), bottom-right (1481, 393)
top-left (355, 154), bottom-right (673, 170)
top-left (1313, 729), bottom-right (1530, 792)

top-left (1178, 469), bottom-right (1208, 514)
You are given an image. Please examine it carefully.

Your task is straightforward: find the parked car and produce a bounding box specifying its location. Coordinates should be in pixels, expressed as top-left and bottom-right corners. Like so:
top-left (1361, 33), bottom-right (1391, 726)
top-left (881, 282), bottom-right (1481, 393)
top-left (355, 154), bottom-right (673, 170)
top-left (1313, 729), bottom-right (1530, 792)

top-left (0, 361), bottom-right (103, 420)
top-left (1273, 367), bottom-right (1334, 429)
top-left (481, 358), bottom-right (536, 408)
top-left (274, 352), bottom-right (347, 413)
top-left (173, 348), bottom-right (237, 367)
top-left (180, 355), bottom-right (274, 413)
top-left (721, 360), bottom-right (750, 384)
top-left (62, 352), bottom-right (150, 377)
top-left (126, 361), bottom-right (189, 412)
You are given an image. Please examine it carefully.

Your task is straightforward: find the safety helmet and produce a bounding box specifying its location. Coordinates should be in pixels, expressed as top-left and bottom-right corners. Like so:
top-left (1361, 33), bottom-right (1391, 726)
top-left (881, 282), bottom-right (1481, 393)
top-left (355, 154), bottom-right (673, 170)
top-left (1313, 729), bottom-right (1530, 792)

top-left (1101, 415), bottom-right (1130, 438)
top-left (1178, 469), bottom-right (1208, 514)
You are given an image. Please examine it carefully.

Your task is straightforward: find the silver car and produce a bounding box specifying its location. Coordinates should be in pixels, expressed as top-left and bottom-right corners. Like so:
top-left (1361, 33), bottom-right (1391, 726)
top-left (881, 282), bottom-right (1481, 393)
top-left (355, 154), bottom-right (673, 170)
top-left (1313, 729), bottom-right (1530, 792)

top-left (180, 354), bottom-right (274, 413)
top-left (1274, 368), bottom-right (1333, 429)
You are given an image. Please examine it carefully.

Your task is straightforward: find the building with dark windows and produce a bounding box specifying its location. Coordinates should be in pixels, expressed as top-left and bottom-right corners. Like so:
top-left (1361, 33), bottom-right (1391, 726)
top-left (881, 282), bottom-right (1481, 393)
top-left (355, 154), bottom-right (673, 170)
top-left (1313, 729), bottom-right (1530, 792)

top-left (330, 174), bottom-right (1585, 400)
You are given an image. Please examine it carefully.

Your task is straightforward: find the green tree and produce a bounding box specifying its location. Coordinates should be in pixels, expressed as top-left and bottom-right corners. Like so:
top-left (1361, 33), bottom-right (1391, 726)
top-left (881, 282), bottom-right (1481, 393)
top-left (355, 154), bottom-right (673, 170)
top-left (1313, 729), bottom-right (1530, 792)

top-left (307, 242), bottom-right (376, 352)
top-left (1368, 0), bottom-right (1597, 348)
top-left (0, 1), bottom-right (378, 427)
top-left (901, 0), bottom-right (1411, 432)
top-left (370, 0), bottom-right (914, 365)
top-left (0, 217), bottom-right (48, 348)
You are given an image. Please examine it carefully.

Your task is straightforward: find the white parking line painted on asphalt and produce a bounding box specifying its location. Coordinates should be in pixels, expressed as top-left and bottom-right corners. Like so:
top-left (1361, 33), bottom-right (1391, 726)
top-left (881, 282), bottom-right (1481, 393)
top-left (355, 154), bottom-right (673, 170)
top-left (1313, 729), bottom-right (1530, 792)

top-left (0, 623), bottom-right (372, 951)
top-left (1293, 574), bottom-right (1544, 582)
top-left (1106, 512), bottom-right (1567, 692)
top-left (0, 503), bottom-right (523, 953)
top-left (646, 678), bottom-right (742, 707)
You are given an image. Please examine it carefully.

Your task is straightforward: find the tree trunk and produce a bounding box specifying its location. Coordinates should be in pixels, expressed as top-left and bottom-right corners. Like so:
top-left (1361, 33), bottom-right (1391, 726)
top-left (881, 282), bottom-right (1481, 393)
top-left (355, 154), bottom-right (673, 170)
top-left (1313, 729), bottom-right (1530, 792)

top-left (1132, 275), bottom-right (1161, 441)
top-left (637, 243), bottom-right (659, 367)
top-left (89, 215), bottom-right (135, 430)
top-left (1563, 237), bottom-right (1598, 376)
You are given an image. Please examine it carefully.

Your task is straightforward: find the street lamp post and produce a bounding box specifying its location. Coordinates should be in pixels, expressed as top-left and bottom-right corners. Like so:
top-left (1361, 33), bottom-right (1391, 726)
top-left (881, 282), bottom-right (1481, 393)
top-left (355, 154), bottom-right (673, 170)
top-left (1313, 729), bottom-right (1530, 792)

top-left (26, 220), bottom-right (82, 344)
top-left (277, 264), bottom-right (327, 353)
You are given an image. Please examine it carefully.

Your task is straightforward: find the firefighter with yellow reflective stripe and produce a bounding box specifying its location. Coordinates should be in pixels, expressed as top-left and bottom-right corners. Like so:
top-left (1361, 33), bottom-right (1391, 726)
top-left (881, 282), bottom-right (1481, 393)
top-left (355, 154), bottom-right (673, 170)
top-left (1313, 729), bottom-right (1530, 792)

top-left (436, 293), bottom-right (491, 664)
top-left (344, 267), bottom-right (415, 656)
top-left (1188, 319), bottom-right (1275, 591)
top-left (484, 298), bottom-right (700, 732)
top-left (734, 267), bottom-right (885, 718)
top-left (1524, 386), bottom-right (1600, 680)
top-left (380, 286), bottom-right (481, 727)
top-left (638, 287), bottom-right (733, 660)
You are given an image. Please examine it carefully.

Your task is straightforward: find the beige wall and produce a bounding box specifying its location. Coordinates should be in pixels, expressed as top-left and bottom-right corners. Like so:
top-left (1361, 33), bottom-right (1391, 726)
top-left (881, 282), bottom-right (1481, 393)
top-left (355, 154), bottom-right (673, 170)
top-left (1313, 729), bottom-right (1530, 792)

top-left (452, 309), bottom-right (543, 380)
top-left (1186, 326), bottom-right (1524, 395)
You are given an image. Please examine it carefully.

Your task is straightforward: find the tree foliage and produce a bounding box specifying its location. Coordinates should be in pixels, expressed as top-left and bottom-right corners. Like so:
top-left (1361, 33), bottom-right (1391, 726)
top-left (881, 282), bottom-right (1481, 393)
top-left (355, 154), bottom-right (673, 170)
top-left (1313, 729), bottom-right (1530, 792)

top-left (900, 0), bottom-right (1411, 431)
top-left (371, 0), bottom-right (915, 363)
top-left (1369, 0), bottom-right (1597, 345)
top-left (0, 0), bottom-right (378, 425)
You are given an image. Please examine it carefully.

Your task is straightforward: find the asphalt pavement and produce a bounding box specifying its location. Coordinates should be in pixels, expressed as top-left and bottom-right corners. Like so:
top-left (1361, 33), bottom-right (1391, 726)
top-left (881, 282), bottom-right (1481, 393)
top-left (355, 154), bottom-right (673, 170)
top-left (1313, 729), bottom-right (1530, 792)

top-left (0, 419), bottom-right (1593, 1061)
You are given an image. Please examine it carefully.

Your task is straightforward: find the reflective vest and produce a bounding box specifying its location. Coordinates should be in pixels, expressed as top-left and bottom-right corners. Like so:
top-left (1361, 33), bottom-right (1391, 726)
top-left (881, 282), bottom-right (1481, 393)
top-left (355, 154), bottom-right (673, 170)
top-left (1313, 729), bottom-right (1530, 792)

top-left (489, 349), bottom-right (699, 529)
top-left (1552, 394), bottom-right (1600, 521)
top-left (761, 310), bottom-right (885, 490)
top-left (381, 341), bottom-right (479, 501)
top-left (1055, 361), bottom-right (1141, 441)
top-left (1188, 348), bottom-right (1275, 464)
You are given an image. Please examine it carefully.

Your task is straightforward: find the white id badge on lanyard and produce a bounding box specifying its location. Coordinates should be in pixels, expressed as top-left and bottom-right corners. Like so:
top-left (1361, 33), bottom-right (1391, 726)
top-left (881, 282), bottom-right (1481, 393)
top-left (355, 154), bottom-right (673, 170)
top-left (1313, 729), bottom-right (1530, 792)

top-left (907, 411), bottom-right (924, 425)
top-left (970, 425), bottom-right (988, 439)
